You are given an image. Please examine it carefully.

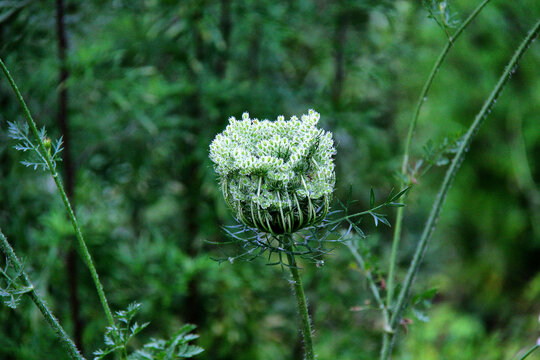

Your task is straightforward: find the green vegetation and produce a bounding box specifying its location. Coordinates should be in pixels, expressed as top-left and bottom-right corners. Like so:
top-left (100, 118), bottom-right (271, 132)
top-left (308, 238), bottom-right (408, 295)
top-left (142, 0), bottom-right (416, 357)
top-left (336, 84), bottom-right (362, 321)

top-left (1, 1), bottom-right (539, 359)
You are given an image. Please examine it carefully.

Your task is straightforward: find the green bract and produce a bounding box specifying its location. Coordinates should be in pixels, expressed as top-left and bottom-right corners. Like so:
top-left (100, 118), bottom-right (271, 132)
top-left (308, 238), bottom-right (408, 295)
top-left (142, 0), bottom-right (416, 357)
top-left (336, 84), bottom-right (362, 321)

top-left (209, 109), bottom-right (336, 235)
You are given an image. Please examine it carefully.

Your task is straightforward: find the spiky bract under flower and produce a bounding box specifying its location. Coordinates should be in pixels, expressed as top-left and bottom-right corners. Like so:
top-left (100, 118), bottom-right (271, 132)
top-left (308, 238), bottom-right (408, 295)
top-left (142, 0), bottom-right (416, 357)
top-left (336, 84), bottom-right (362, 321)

top-left (209, 109), bottom-right (336, 235)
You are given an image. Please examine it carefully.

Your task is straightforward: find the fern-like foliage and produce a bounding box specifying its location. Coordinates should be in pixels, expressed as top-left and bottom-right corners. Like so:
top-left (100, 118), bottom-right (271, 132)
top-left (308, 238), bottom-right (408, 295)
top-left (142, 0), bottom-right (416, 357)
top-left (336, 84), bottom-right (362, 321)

top-left (94, 303), bottom-right (203, 360)
top-left (422, 134), bottom-right (463, 167)
top-left (423, 0), bottom-right (460, 39)
top-left (130, 325), bottom-right (204, 360)
top-left (7, 121), bottom-right (63, 171)
top-left (0, 258), bottom-right (32, 309)
top-left (396, 134), bottom-right (464, 186)
top-left (94, 303), bottom-right (149, 359)
top-left (213, 187), bottom-right (409, 266)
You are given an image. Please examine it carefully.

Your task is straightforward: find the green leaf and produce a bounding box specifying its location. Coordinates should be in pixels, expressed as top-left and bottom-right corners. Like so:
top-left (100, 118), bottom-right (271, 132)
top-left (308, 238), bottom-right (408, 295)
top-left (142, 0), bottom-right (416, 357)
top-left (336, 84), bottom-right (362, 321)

top-left (180, 345), bottom-right (204, 358)
top-left (412, 308), bottom-right (430, 322)
top-left (390, 187), bottom-right (410, 202)
top-left (412, 287), bottom-right (437, 305)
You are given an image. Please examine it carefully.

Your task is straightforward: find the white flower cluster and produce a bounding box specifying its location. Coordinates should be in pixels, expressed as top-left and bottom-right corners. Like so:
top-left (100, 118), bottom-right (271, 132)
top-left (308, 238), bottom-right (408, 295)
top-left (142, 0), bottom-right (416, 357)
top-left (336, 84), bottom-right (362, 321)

top-left (209, 109), bottom-right (336, 234)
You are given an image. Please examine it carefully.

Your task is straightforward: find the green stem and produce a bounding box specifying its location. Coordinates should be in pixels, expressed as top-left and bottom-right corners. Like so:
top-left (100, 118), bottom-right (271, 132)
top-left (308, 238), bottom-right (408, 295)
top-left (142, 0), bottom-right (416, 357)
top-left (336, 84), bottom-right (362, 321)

top-left (383, 1), bottom-right (492, 356)
top-left (385, 0), bottom-right (492, 317)
top-left (285, 238), bottom-right (315, 360)
top-left (345, 242), bottom-right (390, 332)
top-left (381, 18), bottom-right (540, 360)
top-left (0, 230), bottom-right (86, 360)
top-left (324, 201), bottom-right (391, 227)
top-left (0, 58), bottom-right (116, 328)
top-left (518, 344), bottom-right (539, 360)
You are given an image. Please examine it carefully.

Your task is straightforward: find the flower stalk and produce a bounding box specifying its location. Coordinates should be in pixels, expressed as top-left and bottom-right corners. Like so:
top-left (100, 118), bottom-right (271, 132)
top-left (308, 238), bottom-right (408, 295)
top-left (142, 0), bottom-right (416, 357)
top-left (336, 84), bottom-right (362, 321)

top-left (210, 111), bottom-right (333, 359)
top-left (0, 58), bottom-right (115, 328)
top-left (285, 236), bottom-right (315, 360)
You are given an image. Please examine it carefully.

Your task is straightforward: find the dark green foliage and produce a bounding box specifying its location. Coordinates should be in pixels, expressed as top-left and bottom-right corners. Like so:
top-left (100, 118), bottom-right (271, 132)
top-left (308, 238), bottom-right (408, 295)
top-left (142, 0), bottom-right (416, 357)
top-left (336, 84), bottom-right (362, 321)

top-left (0, 0), bottom-right (540, 359)
top-left (130, 324), bottom-right (204, 360)
top-left (94, 303), bottom-right (202, 360)
top-left (0, 258), bottom-right (32, 309)
top-left (94, 303), bottom-right (149, 359)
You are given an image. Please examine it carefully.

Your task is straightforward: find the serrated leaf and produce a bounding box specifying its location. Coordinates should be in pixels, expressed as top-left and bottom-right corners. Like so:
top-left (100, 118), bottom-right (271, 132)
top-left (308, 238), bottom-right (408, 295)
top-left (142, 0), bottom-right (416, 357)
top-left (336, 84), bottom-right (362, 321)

top-left (182, 334), bottom-right (199, 341)
top-left (180, 345), bottom-right (204, 357)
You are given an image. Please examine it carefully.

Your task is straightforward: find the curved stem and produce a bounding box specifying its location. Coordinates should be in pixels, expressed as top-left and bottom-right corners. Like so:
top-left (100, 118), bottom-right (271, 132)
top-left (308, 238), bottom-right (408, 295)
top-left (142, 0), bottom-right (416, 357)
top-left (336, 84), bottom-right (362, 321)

top-left (386, 0), bottom-right (492, 315)
top-left (0, 230), bottom-right (86, 360)
top-left (381, 18), bottom-right (540, 360)
top-left (383, 1), bottom-right (492, 356)
top-left (518, 344), bottom-right (539, 360)
top-left (285, 237), bottom-right (315, 360)
top-left (0, 58), bottom-right (116, 328)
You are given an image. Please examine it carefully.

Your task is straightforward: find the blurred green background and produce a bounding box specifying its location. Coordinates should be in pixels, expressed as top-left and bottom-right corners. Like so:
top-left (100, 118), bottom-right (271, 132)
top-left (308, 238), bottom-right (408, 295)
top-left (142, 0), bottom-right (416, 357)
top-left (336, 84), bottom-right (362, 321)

top-left (1, 1), bottom-right (539, 359)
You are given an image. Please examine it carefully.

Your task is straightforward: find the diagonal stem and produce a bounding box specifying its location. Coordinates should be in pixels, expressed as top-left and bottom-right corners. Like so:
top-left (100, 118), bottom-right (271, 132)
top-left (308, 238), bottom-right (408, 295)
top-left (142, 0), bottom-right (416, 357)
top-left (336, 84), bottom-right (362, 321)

top-left (382, 1), bottom-right (492, 356)
top-left (386, 0), bottom-right (493, 313)
top-left (381, 17), bottom-right (540, 360)
top-left (518, 344), bottom-right (539, 360)
top-left (0, 229), bottom-right (86, 360)
top-left (0, 58), bottom-right (115, 328)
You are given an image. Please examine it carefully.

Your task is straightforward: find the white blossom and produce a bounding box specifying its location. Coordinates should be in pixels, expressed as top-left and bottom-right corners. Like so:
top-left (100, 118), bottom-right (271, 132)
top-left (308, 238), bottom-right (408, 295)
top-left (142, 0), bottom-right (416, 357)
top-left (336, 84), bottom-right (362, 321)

top-left (209, 110), bottom-right (336, 234)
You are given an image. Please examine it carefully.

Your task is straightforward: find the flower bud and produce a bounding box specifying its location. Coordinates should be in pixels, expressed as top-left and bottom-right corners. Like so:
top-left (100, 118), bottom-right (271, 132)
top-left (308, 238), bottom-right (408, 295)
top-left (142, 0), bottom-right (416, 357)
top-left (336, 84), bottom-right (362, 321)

top-left (43, 137), bottom-right (52, 155)
top-left (210, 110), bottom-right (336, 235)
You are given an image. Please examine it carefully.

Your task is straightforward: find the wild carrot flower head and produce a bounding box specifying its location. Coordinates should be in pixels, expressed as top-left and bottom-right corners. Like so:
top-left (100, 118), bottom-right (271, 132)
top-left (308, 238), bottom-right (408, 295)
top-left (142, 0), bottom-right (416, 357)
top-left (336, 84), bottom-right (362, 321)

top-left (209, 109), bottom-right (336, 235)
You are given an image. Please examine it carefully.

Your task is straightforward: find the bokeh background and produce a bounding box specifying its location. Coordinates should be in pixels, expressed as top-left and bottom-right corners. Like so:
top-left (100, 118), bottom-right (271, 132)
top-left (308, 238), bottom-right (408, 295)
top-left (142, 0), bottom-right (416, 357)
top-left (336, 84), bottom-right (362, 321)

top-left (1, 1), bottom-right (539, 359)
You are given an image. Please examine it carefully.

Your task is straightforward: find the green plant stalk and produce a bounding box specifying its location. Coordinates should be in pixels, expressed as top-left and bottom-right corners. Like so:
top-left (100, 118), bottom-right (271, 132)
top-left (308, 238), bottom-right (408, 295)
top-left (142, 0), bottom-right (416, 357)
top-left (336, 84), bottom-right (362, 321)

top-left (518, 344), bottom-right (539, 360)
top-left (381, 18), bottom-right (540, 360)
top-left (345, 242), bottom-right (390, 332)
top-left (121, 347), bottom-right (129, 360)
top-left (0, 58), bottom-right (115, 328)
top-left (285, 237), bottom-right (315, 360)
top-left (386, 0), bottom-right (492, 313)
top-left (0, 230), bottom-right (86, 360)
top-left (383, 0), bottom-right (492, 354)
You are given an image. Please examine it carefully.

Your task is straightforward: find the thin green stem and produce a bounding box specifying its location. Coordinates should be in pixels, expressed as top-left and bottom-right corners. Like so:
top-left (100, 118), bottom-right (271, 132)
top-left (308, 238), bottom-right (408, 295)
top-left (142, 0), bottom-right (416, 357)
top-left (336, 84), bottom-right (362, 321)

top-left (381, 18), bottom-right (540, 360)
top-left (386, 0), bottom-right (492, 317)
top-left (0, 229), bottom-right (86, 360)
top-left (345, 241), bottom-right (390, 332)
top-left (324, 201), bottom-right (391, 227)
top-left (383, 1), bottom-right (492, 356)
top-left (518, 344), bottom-right (539, 360)
top-left (285, 237), bottom-right (315, 360)
top-left (0, 58), bottom-right (115, 328)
